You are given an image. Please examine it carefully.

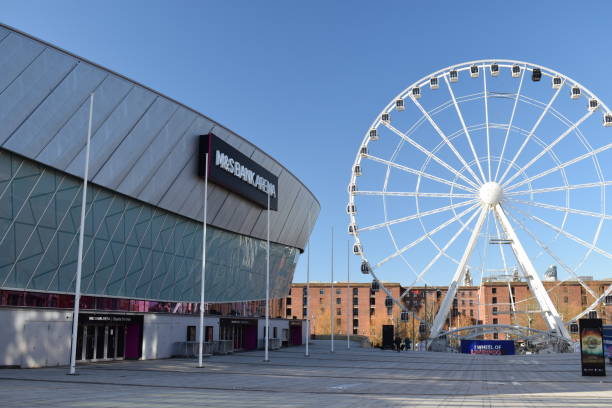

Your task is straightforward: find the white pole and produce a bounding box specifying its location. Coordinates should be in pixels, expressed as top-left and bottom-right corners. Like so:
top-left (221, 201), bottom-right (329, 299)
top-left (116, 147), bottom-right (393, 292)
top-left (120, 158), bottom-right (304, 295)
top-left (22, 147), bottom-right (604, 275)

top-left (305, 239), bottom-right (310, 357)
top-left (69, 93), bottom-right (94, 375)
top-left (347, 240), bottom-right (350, 349)
top-left (264, 190), bottom-right (270, 362)
top-left (198, 152), bottom-right (208, 368)
top-left (330, 226), bottom-right (334, 353)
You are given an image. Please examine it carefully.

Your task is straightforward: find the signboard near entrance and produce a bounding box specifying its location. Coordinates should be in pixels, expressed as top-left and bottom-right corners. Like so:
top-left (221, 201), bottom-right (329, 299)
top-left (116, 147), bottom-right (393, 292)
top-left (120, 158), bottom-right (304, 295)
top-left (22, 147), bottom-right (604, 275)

top-left (579, 318), bottom-right (606, 376)
top-left (199, 133), bottom-right (279, 210)
top-left (460, 340), bottom-right (515, 355)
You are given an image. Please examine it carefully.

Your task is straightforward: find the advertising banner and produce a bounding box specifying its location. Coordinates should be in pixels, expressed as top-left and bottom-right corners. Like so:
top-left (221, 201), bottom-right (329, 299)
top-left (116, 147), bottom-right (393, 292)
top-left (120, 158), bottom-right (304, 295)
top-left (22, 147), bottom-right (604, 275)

top-left (199, 133), bottom-right (279, 210)
top-left (460, 340), bottom-right (515, 355)
top-left (604, 325), bottom-right (612, 362)
top-left (580, 318), bottom-right (606, 376)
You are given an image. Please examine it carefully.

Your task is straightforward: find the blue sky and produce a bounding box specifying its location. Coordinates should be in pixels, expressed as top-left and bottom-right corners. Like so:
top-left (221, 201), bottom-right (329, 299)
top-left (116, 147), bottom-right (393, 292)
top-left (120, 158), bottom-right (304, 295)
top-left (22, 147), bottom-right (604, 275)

top-left (2, 1), bottom-right (611, 285)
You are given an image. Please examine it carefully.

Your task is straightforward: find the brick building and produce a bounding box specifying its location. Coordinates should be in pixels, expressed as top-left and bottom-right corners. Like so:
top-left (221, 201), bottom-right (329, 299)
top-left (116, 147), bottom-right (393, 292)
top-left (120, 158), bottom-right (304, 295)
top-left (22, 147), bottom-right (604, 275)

top-left (283, 279), bottom-right (612, 344)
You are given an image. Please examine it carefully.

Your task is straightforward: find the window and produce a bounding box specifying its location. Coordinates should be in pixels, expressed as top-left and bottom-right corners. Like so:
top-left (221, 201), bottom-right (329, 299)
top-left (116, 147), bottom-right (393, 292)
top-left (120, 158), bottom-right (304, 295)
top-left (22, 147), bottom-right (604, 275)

top-left (353, 297), bottom-right (358, 305)
top-left (493, 318), bottom-right (498, 325)
top-left (570, 323), bottom-right (579, 333)
top-left (286, 308), bottom-right (291, 316)
top-left (492, 307), bottom-right (498, 315)
top-left (606, 295), bottom-right (612, 306)
top-left (319, 297), bottom-right (323, 304)
top-left (511, 287), bottom-right (515, 295)
top-left (336, 318), bottom-right (342, 327)
top-left (303, 307), bottom-right (307, 317)
top-left (470, 309), bottom-right (474, 317)
top-left (353, 318), bottom-right (359, 327)
top-left (303, 296), bottom-right (308, 305)
top-left (492, 297), bottom-right (497, 304)
top-left (492, 288), bottom-right (497, 294)
top-left (469, 300), bottom-right (473, 306)
top-left (582, 296), bottom-right (587, 305)
top-left (337, 308), bottom-right (342, 316)
top-left (336, 297), bottom-right (341, 305)
top-left (370, 307), bottom-right (375, 316)
top-left (186, 326), bottom-right (196, 341)
top-left (205, 326), bottom-right (213, 342)
top-left (287, 297), bottom-right (292, 305)
top-left (387, 307), bottom-right (392, 315)
top-left (319, 289), bottom-right (325, 295)
top-left (353, 327), bottom-right (358, 335)
top-left (273, 327), bottom-right (278, 339)
top-left (370, 297), bottom-right (376, 306)
top-left (336, 289), bottom-right (342, 295)
top-left (303, 288), bottom-right (308, 296)
top-left (288, 288), bottom-right (291, 295)
top-left (493, 333), bottom-right (499, 339)
top-left (563, 296), bottom-right (568, 303)
top-left (461, 300), bottom-right (465, 306)
top-left (353, 308), bottom-right (358, 316)
top-left (353, 288), bottom-right (358, 296)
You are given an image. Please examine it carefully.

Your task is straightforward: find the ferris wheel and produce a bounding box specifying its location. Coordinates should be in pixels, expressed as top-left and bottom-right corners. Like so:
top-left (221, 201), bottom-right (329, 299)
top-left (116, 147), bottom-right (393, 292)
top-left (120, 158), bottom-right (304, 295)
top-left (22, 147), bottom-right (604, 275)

top-left (347, 60), bottom-right (612, 343)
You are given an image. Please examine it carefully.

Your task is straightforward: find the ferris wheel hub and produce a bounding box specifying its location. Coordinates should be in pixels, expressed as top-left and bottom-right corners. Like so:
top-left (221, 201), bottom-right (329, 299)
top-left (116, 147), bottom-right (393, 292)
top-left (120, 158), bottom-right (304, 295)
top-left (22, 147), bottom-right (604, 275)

top-left (479, 182), bottom-right (503, 206)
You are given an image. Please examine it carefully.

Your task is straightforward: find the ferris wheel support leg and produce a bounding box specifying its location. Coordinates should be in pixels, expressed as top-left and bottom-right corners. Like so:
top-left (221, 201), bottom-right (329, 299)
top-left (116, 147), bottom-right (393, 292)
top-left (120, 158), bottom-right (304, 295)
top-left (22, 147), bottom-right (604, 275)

top-left (428, 206), bottom-right (488, 347)
top-left (493, 204), bottom-right (572, 342)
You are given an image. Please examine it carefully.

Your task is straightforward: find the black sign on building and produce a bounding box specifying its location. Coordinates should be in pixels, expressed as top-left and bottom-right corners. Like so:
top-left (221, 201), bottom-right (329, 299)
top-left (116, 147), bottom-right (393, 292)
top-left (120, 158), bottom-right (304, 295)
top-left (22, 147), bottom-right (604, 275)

top-left (579, 318), bottom-right (606, 376)
top-left (199, 133), bottom-right (279, 210)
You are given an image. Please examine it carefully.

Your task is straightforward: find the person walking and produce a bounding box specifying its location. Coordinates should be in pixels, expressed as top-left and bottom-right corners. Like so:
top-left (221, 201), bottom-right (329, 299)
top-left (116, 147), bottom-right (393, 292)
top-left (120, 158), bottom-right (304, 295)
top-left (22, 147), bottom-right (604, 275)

top-left (394, 336), bottom-right (401, 352)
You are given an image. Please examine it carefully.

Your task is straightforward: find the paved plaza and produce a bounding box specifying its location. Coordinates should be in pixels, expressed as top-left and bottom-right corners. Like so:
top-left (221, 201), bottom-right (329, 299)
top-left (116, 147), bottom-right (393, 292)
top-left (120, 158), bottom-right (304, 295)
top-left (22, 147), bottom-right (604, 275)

top-left (0, 340), bottom-right (610, 407)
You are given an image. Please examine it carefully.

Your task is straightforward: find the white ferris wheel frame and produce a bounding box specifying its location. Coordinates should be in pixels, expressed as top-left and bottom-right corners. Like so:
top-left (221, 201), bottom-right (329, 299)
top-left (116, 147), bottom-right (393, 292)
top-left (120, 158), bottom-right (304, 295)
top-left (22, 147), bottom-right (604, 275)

top-left (348, 59), bottom-right (612, 344)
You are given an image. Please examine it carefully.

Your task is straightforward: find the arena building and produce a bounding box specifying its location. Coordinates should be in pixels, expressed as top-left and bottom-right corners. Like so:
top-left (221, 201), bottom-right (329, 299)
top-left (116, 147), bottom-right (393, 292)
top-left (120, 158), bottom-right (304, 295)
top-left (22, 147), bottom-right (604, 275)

top-left (0, 24), bottom-right (319, 367)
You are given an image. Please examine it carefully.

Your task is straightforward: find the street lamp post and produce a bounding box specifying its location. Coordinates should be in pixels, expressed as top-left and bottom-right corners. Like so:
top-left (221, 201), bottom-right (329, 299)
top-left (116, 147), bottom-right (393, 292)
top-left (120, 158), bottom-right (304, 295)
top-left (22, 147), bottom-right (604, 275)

top-left (69, 93), bottom-right (94, 375)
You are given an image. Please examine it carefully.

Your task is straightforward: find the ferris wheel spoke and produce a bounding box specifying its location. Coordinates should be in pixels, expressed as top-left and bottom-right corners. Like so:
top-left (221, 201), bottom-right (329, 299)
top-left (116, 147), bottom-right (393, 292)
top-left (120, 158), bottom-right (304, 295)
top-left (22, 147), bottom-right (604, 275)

top-left (503, 111), bottom-right (594, 188)
top-left (360, 199), bottom-right (478, 232)
top-left (494, 66), bottom-right (526, 181)
top-left (506, 197), bottom-right (612, 220)
top-left (385, 122), bottom-right (478, 189)
top-left (373, 202), bottom-right (480, 268)
top-left (505, 142), bottom-right (612, 192)
top-left (362, 154), bottom-right (476, 193)
top-left (406, 99), bottom-right (483, 188)
top-left (444, 75), bottom-right (487, 184)
top-left (505, 208), bottom-right (599, 300)
top-left (506, 203), bottom-right (612, 261)
top-left (401, 205), bottom-right (482, 299)
top-left (498, 83), bottom-right (564, 184)
top-left (504, 181), bottom-right (612, 197)
top-left (483, 64), bottom-right (492, 182)
top-left (354, 190), bottom-right (474, 199)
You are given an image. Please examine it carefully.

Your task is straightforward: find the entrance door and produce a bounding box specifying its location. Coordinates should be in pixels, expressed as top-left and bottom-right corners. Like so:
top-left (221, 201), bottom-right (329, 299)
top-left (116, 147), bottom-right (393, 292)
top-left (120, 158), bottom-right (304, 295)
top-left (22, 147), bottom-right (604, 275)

top-left (290, 325), bottom-right (302, 346)
top-left (232, 324), bottom-right (244, 350)
top-left (125, 323), bottom-right (141, 360)
top-left (243, 325), bottom-right (257, 350)
top-left (85, 326), bottom-right (95, 359)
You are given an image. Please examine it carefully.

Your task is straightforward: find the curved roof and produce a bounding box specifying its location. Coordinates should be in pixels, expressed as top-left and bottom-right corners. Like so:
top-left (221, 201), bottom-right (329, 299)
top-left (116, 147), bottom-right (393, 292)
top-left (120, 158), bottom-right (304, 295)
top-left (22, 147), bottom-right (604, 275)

top-left (0, 23), bottom-right (319, 250)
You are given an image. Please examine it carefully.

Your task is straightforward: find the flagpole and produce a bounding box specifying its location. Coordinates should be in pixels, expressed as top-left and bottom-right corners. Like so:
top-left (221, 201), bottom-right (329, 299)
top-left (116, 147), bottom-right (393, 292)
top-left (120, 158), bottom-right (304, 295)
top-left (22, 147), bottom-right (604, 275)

top-left (305, 238), bottom-right (310, 357)
top-left (264, 190), bottom-right (270, 362)
top-left (69, 92), bottom-right (94, 375)
top-left (347, 240), bottom-right (350, 349)
top-left (198, 152), bottom-right (208, 368)
top-left (330, 226), bottom-right (334, 353)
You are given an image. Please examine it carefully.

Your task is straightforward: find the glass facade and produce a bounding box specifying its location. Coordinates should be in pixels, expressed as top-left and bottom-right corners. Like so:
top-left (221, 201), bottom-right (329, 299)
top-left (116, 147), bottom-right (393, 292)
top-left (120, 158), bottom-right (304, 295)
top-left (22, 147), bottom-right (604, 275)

top-left (0, 148), bottom-right (299, 302)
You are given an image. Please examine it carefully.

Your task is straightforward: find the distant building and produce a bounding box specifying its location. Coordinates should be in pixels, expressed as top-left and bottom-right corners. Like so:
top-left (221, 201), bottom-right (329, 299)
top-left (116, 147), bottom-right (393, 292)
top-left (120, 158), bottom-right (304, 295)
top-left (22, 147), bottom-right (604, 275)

top-left (544, 265), bottom-right (558, 281)
top-left (285, 279), bottom-right (612, 344)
